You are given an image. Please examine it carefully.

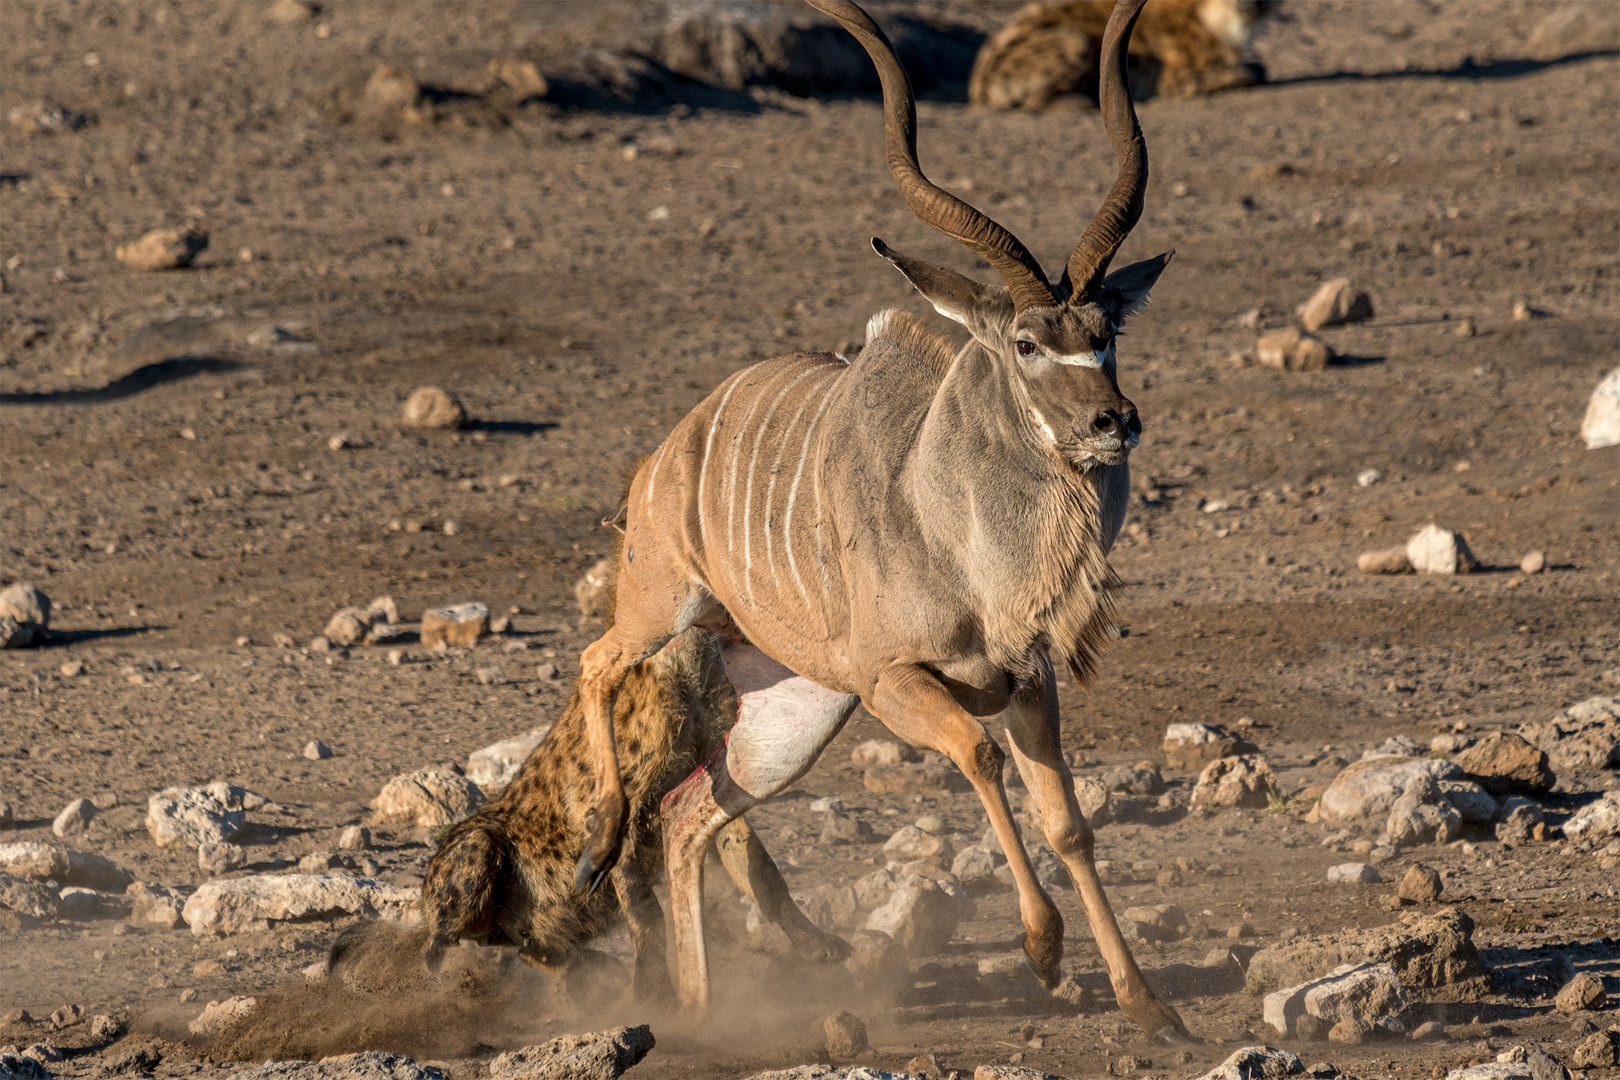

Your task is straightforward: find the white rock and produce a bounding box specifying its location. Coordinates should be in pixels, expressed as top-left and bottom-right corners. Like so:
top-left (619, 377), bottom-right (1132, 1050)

top-left (1580, 368), bottom-right (1620, 450)
top-left (882, 826), bottom-right (952, 866)
top-left (1386, 773), bottom-right (1462, 847)
top-left (1519, 696), bottom-right (1620, 773)
top-left (1163, 721), bottom-right (1256, 770)
top-left (1266, 962), bottom-right (1407, 1035)
top-left (0, 841), bottom-right (133, 891)
top-left (487, 1025), bottom-right (656, 1080)
top-left (51, 798), bottom-right (95, 838)
top-left (304, 740), bottom-right (332, 761)
top-left (1191, 755), bottom-right (1279, 809)
top-left (864, 881), bottom-right (965, 955)
top-left (126, 881), bottom-right (186, 929)
top-left (199, 842), bottom-right (247, 875)
top-left (58, 886), bottom-right (129, 920)
top-left (1327, 862), bottom-right (1381, 883)
top-left (466, 728), bottom-right (549, 790)
top-left (1319, 756), bottom-right (1463, 823)
top-left (370, 767), bottom-right (483, 827)
top-left (182, 873), bottom-right (417, 936)
top-left (188, 995), bottom-right (257, 1037)
top-left (0, 583), bottom-right (51, 627)
top-left (338, 825), bottom-right (371, 851)
top-left (1194, 1046), bottom-right (1305, 1080)
top-left (850, 739), bottom-right (917, 768)
top-left (146, 783), bottom-right (252, 847)
top-left (1072, 777), bottom-right (1113, 825)
top-left (1564, 789), bottom-right (1620, 844)
top-left (1300, 278), bottom-right (1374, 332)
top-left (1437, 780), bottom-right (1498, 823)
top-left (1357, 469), bottom-right (1382, 487)
top-left (1406, 523), bottom-right (1477, 575)
top-left (951, 845), bottom-right (1005, 884)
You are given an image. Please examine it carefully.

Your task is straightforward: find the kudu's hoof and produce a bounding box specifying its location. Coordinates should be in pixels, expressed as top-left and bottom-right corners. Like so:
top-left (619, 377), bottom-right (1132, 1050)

top-left (571, 849), bottom-right (615, 899)
top-left (1146, 1009), bottom-right (1200, 1046)
top-left (572, 804), bottom-right (626, 899)
top-left (1016, 931), bottom-right (1062, 990)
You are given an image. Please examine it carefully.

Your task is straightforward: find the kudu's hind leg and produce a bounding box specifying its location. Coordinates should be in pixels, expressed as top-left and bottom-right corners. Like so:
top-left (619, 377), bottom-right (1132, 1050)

top-left (1001, 664), bottom-right (1194, 1044)
top-left (572, 545), bottom-right (707, 898)
top-left (662, 642), bottom-right (858, 1013)
top-left (715, 817), bottom-right (851, 964)
top-left (866, 663), bottom-right (1066, 988)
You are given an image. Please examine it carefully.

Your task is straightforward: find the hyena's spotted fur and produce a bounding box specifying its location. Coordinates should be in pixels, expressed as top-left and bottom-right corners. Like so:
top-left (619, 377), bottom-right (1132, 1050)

top-left (331, 627), bottom-right (847, 1000)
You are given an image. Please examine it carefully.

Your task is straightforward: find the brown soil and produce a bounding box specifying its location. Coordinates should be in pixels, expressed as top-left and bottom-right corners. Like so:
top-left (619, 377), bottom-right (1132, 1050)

top-left (1, 1), bottom-right (1617, 1078)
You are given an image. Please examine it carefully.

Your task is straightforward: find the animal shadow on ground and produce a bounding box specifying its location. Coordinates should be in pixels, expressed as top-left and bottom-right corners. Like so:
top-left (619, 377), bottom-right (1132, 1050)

top-left (0, 357), bottom-right (241, 406)
top-left (1269, 49), bottom-right (1617, 89)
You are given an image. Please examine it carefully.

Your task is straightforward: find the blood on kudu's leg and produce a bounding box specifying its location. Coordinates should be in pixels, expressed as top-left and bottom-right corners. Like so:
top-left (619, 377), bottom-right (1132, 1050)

top-left (661, 643), bottom-right (858, 1012)
top-left (1001, 665), bottom-right (1194, 1044)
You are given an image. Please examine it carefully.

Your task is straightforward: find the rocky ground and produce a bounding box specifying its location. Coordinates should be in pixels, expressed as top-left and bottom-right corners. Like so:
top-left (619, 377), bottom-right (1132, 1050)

top-left (2, 1), bottom-right (1618, 1078)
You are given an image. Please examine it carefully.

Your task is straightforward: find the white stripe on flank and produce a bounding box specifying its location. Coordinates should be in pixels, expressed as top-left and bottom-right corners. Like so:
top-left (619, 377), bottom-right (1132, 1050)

top-left (726, 372), bottom-right (769, 556)
top-left (742, 364), bottom-right (821, 602)
top-left (764, 393), bottom-right (812, 594)
top-left (696, 374), bottom-right (743, 553)
top-left (782, 370), bottom-right (840, 606)
top-left (646, 439), bottom-right (670, 506)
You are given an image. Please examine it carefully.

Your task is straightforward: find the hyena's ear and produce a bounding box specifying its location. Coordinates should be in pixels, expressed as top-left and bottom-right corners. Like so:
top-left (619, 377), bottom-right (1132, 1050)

top-left (872, 237), bottom-right (1013, 339)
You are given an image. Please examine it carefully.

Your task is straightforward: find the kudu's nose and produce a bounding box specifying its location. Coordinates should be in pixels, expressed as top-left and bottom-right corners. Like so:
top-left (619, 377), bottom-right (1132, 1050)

top-left (1092, 404), bottom-right (1141, 441)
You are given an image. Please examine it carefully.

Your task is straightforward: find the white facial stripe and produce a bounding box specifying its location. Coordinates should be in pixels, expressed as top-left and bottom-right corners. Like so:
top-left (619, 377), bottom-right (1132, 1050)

top-left (1046, 341), bottom-right (1115, 368)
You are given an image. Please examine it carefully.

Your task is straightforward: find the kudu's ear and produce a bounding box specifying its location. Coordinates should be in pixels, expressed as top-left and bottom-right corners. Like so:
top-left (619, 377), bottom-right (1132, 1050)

top-left (1100, 250), bottom-right (1174, 323)
top-left (872, 237), bottom-right (1008, 330)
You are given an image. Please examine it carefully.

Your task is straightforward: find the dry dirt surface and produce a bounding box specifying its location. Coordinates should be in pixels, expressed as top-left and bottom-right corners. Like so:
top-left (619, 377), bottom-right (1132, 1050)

top-left (2, 1), bottom-right (1618, 1078)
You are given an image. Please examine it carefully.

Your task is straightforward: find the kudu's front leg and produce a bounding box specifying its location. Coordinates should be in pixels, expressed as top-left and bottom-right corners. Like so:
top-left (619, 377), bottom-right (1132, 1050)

top-left (573, 634), bottom-right (641, 898)
top-left (866, 664), bottom-right (1066, 987)
top-left (1001, 663), bottom-right (1194, 1044)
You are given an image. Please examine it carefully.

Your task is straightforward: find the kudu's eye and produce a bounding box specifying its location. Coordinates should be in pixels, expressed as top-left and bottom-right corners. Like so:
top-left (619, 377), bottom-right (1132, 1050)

top-left (1015, 340), bottom-right (1037, 358)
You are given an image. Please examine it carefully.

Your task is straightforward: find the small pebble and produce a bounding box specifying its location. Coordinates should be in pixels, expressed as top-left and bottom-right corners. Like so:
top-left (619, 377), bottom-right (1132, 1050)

top-left (59, 660), bottom-right (83, 677)
top-left (1519, 550), bottom-right (1545, 574)
top-left (338, 825), bottom-right (371, 850)
top-left (536, 662), bottom-right (560, 680)
top-left (304, 740), bottom-right (332, 760)
top-left (1357, 468), bottom-right (1382, 487)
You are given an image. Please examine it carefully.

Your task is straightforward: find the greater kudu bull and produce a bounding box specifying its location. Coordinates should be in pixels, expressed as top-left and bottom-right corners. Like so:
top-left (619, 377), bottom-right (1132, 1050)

top-left (571, 0), bottom-right (1188, 1041)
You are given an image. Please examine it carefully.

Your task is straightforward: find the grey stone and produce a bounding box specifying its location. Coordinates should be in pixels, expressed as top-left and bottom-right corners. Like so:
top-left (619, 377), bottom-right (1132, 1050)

top-left (1102, 765), bottom-right (1166, 795)
top-left (0, 842), bottom-right (133, 891)
top-left (226, 1052), bottom-right (445, 1079)
top-left (1519, 697), bottom-right (1620, 775)
top-left (487, 1025), bottom-right (655, 1080)
top-left (1124, 903), bottom-right (1189, 942)
top-left (419, 603), bottom-right (488, 648)
top-left (1193, 1045), bottom-right (1305, 1080)
top-left (1460, 732), bottom-right (1555, 796)
top-left (199, 842), bottom-right (247, 875)
top-left (821, 810), bottom-right (875, 846)
top-left (951, 845), bottom-right (1004, 884)
top-left (1300, 278), bottom-right (1374, 332)
top-left (1193, 755), bottom-right (1279, 809)
top-left (182, 874), bottom-right (416, 936)
top-left (370, 767), bottom-right (483, 827)
top-left (57, 886), bottom-right (129, 920)
top-left (467, 728), bottom-right (549, 790)
top-left (851, 739), bottom-right (918, 767)
top-left (1247, 908), bottom-right (1488, 1000)
top-left (303, 740), bottom-right (332, 761)
top-left (146, 783), bottom-right (254, 847)
top-left (864, 881), bottom-right (965, 955)
top-left (1438, 780), bottom-right (1498, 823)
top-left (1163, 722), bottom-right (1258, 771)
top-left (1406, 524), bottom-right (1478, 575)
top-left (1386, 773), bottom-right (1462, 847)
top-left (882, 826), bottom-right (952, 866)
top-left (823, 1012), bottom-right (868, 1058)
top-left (1494, 798), bottom-right (1545, 846)
top-left (126, 881), bottom-right (185, 929)
top-left (338, 826), bottom-right (371, 851)
top-left (0, 583), bottom-right (50, 627)
top-left (1318, 756), bottom-right (1463, 823)
top-left (1398, 865), bottom-right (1443, 904)
top-left (1554, 971), bottom-right (1606, 1013)
top-left (50, 799), bottom-right (94, 838)
top-left (0, 871), bottom-right (60, 922)
top-left (1564, 789), bottom-right (1620, 843)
